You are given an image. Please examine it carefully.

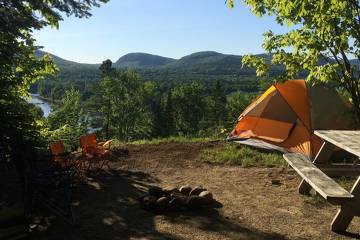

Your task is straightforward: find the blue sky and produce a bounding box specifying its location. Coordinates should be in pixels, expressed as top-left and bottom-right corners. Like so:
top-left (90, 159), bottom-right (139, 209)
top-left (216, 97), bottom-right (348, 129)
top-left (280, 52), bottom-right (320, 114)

top-left (34, 0), bottom-right (291, 64)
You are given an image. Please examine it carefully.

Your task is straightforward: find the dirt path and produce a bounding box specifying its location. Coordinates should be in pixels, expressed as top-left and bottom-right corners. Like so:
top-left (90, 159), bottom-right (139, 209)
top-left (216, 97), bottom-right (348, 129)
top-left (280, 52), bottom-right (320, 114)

top-left (32, 142), bottom-right (360, 240)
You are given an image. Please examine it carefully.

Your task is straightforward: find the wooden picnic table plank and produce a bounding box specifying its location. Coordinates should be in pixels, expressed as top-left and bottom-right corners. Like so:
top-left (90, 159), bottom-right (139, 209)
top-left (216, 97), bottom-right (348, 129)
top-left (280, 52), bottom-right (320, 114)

top-left (288, 130), bottom-right (360, 233)
top-left (314, 130), bottom-right (360, 157)
top-left (283, 153), bottom-right (354, 205)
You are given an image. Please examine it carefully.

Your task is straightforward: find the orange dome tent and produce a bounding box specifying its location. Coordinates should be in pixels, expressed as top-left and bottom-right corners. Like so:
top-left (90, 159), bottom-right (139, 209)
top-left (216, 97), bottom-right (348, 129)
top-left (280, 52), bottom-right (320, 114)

top-left (228, 79), bottom-right (356, 159)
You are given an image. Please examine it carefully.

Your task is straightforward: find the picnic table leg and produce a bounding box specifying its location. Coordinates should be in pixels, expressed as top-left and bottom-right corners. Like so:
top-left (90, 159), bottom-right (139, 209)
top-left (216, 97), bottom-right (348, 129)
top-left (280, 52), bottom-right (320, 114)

top-left (298, 179), bottom-right (312, 195)
top-left (298, 141), bottom-right (335, 195)
top-left (331, 176), bottom-right (360, 232)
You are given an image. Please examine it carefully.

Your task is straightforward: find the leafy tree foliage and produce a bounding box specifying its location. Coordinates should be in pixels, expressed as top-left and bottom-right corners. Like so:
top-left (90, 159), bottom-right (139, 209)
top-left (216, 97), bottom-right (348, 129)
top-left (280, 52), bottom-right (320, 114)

top-left (142, 81), bottom-right (164, 137)
top-left (96, 69), bottom-right (153, 142)
top-left (226, 92), bottom-right (254, 126)
top-left (228, 0), bottom-right (360, 122)
top-left (0, 0), bottom-right (107, 178)
top-left (172, 83), bottom-right (206, 135)
top-left (98, 60), bottom-right (116, 139)
top-left (46, 89), bottom-right (87, 150)
top-left (208, 81), bottom-right (228, 127)
top-left (162, 91), bottom-right (176, 136)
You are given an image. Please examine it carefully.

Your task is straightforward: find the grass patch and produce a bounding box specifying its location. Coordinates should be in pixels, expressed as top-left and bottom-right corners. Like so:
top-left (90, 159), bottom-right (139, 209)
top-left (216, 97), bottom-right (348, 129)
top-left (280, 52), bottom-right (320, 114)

top-left (199, 143), bottom-right (285, 167)
top-left (335, 176), bottom-right (357, 190)
top-left (127, 136), bottom-right (219, 145)
top-left (305, 177), bottom-right (357, 204)
top-left (303, 193), bottom-right (327, 205)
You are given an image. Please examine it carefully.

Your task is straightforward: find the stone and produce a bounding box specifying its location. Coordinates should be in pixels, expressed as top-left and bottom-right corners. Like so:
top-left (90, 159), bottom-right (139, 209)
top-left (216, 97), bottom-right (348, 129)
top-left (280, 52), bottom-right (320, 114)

top-left (167, 196), bottom-right (186, 212)
top-left (271, 179), bottom-right (281, 185)
top-left (199, 191), bottom-right (213, 200)
top-left (186, 195), bottom-right (209, 210)
top-left (163, 186), bottom-right (179, 197)
top-left (179, 185), bottom-right (192, 196)
top-left (170, 191), bottom-right (184, 199)
top-left (148, 186), bottom-right (164, 198)
top-left (140, 195), bottom-right (157, 211)
top-left (189, 186), bottom-right (206, 196)
top-left (156, 197), bottom-right (169, 212)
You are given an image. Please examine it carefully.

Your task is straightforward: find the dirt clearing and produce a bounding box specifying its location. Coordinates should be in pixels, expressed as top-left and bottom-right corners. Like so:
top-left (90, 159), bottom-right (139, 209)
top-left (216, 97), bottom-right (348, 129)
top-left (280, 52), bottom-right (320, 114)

top-left (31, 141), bottom-right (360, 240)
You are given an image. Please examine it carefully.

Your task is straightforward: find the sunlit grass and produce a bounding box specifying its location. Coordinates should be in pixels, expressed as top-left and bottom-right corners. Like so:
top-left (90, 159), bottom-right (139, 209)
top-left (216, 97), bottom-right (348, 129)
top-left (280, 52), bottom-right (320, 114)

top-left (199, 143), bottom-right (285, 167)
top-left (125, 136), bottom-right (219, 145)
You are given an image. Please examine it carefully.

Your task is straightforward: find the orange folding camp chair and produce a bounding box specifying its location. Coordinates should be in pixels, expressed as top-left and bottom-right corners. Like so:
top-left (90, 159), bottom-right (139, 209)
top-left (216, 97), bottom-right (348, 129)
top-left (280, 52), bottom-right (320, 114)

top-left (79, 134), bottom-right (112, 171)
top-left (49, 140), bottom-right (86, 179)
top-left (49, 140), bottom-right (70, 166)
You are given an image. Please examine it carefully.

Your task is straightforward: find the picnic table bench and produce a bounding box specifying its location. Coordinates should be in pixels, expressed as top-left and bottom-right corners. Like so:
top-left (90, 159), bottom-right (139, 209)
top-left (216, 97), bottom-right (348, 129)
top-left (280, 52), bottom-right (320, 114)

top-left (283, 130), bottom-right (360, 233)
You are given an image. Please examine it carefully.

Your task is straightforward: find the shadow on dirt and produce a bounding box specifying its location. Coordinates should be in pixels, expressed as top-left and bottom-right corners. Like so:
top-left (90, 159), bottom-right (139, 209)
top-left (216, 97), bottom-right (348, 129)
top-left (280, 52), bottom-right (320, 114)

top-left (30, 169), bottom-right (287, 240)
top-left (162, 209), bottom-right (286, 240)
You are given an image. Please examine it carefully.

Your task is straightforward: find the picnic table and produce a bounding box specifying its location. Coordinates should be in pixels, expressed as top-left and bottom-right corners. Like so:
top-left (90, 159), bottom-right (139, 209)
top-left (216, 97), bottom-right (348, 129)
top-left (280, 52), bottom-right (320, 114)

top-left (283, 130), bottom-right (360, 233)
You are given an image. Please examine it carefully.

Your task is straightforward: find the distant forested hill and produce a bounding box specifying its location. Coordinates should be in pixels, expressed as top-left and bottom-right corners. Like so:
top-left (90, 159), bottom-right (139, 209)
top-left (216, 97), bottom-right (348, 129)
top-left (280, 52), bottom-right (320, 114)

top-left (33, 50), bottom-right (278, 99)
top-left (35, 50), bottom-right (265, 81)
top-left (35, 50), bottom-right (100, 83)
top-left (114, 53), bottom-right (176, 68)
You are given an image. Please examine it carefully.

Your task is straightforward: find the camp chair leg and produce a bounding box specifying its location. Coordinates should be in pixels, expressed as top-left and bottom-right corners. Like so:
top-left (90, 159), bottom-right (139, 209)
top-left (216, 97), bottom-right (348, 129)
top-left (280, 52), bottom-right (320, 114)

top-left (98, 159), bottom-right (106, 170)
top-left (298, 141), bottom-right (335, 195)
top-left (101, 160), bottom-right (111, 172)
top-left (331, 177), bottom-right (360, 232)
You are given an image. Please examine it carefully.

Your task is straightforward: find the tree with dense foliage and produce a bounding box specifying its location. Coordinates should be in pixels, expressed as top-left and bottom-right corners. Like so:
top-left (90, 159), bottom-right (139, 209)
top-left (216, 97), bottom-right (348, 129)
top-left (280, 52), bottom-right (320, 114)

top-left (226, 91), bottom-right (253, 126)
top-left (142, 82), bottom-right (164, 137)
top-left (1, 0), bottom-right (108, 171)
top-left (98, 60), bottom-right (116, 139)
top-left (228, 0), bottom-right (360, 122)
top-left (172, 83), bottom-right (206, 135)
top-left (208, 80), bottom-right (228, 127)
top-left (97, 69), bottom-right (153, 141)
top-left (163, 91), bottom-right (176, 136)
top-left (46, 89), bottom-right (87, 150)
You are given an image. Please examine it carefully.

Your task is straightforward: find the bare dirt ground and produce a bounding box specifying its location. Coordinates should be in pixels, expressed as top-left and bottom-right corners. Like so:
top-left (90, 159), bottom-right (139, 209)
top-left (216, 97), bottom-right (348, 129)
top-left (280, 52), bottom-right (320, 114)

top-left (31, 141), bottom-right (360, 240)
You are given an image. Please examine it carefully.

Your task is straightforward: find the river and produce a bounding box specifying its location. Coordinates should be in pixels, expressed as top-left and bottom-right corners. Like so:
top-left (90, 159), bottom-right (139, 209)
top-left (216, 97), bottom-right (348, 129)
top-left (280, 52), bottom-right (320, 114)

top-left (28, 94), bottom-right (99, 133)
top-left (28, 94), bottom-right (52, 118)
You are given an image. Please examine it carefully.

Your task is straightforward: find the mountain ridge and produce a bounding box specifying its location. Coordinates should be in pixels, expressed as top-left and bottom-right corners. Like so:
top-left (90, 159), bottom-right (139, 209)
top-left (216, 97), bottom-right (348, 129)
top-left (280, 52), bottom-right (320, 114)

top-left (114, 52), bottom-right (176, 68)
top-left (35, 50), bottom-right (99, 69)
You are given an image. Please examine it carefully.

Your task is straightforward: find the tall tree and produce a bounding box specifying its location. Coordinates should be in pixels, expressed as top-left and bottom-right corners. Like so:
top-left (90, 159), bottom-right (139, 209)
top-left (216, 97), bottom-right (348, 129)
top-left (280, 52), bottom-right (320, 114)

top-left (163, 91), bottom-right (176, 136)
top-left (99, 59), bottom-right (116, 139)
top-left (142, 82), bottom-right (163, 137)
top-left (228, 0), bottom-right (360, 122)
top-left (208, 80), bottom-right (227, 127)
top-left (172, 83), bottom-right (206, 135)
top-left (99, 69), bottom-right (153, 141)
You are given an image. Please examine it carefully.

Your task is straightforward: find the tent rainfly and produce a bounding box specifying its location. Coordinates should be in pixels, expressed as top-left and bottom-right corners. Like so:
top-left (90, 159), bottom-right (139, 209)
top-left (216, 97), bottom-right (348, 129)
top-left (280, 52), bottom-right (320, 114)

top-left (228, 79), bottom-right (356, 159)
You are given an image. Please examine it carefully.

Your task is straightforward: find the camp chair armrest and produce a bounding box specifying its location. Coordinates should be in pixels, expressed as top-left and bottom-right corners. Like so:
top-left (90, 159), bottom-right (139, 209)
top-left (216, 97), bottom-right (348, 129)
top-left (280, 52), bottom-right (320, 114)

top-left (98, 140), bottom-right (112, 148)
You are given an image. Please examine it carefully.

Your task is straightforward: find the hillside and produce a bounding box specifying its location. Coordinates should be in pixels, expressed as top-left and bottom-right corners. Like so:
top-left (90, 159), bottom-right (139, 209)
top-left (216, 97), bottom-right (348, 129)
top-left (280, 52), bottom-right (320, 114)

top-left (114, 52), bottom-right (176, 68)
top-left (35, 50), bottom-right (100, 86)
top-left (35, 50), bottom-right (274, 80)
top-left (34, 50), bottom-right (293, 98)
top-left (35, 50), bottom-right (99, 69)
top-left (34, 50), bottom-right (268, 95)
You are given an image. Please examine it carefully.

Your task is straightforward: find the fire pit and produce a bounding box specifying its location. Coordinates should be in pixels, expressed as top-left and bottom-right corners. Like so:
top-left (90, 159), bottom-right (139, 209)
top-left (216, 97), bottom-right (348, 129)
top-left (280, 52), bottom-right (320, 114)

top-left (139, 185), bottom-right (222, 213)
